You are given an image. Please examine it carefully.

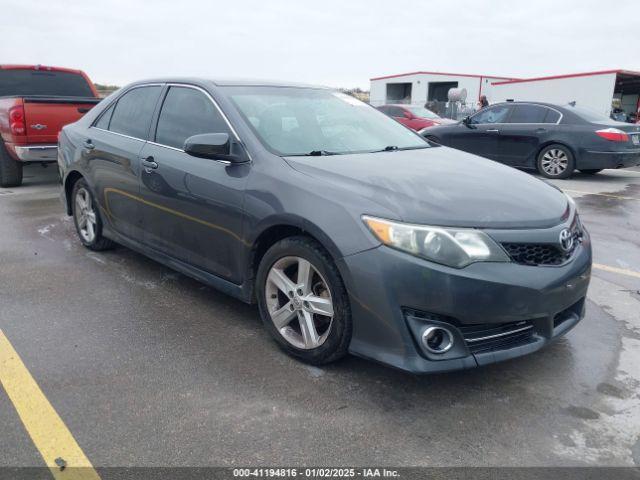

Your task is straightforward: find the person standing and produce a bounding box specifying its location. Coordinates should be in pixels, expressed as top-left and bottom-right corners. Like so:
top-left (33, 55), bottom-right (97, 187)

top-left (478, 95), bottom-right (489, 110)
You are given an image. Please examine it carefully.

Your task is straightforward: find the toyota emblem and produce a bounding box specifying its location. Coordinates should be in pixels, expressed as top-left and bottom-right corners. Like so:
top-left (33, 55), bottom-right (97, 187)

top-left (559, 228), bottom-right (574, 252)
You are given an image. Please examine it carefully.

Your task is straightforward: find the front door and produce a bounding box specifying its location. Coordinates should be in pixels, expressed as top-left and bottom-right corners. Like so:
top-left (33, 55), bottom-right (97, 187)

top-left (138, 85), bottom-right (250, 283)
top-left (447, 105), bottom-right (512, 159)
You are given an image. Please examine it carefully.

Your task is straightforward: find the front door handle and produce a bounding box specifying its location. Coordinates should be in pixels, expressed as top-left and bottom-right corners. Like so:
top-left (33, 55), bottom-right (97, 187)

top-left (141, 156), bottom-right (158, 171)
top-left (486, 129), bottom-right (500, 133)
top-left (83, 139), bottom-right (95, 150)
top-left (536, 128), bottom-right (547, 133)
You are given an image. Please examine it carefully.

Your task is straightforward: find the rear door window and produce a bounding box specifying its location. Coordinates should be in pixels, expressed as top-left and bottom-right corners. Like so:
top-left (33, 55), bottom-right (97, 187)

top-left (155, 86), bottom-right (229, 150)
top-left (470, 105), bottom-right (512, 124)
top-left (108, 86), bottom-right (162, 139)
top-left (544, 109), bottom-right (561, 124)
top-left (94, 103), bottom-right (115, 130)
top-left (508, 105), bottom-right (549, 123)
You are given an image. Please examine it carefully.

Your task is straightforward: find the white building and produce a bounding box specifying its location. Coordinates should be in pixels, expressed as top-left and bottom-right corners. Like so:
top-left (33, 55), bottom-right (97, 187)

top-left (369, 71), bottom-right (515, 108)
top-left (491, 70), bottom-right (640, 117)
top-left (370, 69), bottom-right (640, 119)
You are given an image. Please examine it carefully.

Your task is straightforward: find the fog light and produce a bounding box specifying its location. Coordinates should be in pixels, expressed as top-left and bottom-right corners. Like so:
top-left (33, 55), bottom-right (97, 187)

top-left (421, 326), bottom-right (454, 354)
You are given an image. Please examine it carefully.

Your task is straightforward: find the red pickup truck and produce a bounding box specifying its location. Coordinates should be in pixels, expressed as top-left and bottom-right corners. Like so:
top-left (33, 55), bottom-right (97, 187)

top-left (0, 65), bottom-right (101, 187)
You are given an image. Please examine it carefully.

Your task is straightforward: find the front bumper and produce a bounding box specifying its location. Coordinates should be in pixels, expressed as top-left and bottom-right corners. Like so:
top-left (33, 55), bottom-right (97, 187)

top-left (12, 144), bottom-right (58, 162)
top-left (338, 230), bottom-right (591, 374)
top-left (579, 148), bottom-right (640, 170)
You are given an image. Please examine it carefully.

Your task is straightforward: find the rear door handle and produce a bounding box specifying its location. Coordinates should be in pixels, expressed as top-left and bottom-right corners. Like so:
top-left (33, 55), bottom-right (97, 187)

top-left (83, 139), bottom-right (95, 150)
top-left (486, 129), bottom-right (500, 133)
top-left (141, 156), bottom-right (158, 170)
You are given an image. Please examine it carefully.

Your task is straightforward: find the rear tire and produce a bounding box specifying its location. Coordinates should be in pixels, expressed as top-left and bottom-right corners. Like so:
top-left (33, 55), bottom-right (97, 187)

top-left (579, 169), bottom-right (603, 175)
top-left (536, 144), bottom-right (575, 179)
top-left (71, 178), bottom-right (115, 251)
top-left (0, 142), bottom-right (23, 188)
top-left (256, 236), bottom-right (351, 365)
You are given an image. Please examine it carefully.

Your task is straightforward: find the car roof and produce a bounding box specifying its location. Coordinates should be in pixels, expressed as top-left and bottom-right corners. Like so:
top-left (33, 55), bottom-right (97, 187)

top-left (126, 77), bottom-right (330, 90)
top-left (0, 64), bottom-right (86, 74)
top-left (491, 101), bottom-right (566, 110)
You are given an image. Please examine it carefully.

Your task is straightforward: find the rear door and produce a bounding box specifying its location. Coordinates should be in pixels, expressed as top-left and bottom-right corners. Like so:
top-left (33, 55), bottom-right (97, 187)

top-left (446, 104), bottom-right (512, 159)
top-left (494, 104), bottom-right (559, 166)
top-left (137, 85), bottom-right (249, 283)
top-left (85, 85), bottom-right (163, 242)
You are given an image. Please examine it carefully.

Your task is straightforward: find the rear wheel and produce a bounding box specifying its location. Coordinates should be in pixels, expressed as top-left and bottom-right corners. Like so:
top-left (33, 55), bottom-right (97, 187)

top-left (0, 142), bottom-right (23, 188)
top-left (256, 236), bottom-right (351, 365)
top-left (579, 169), bottom-right (603, 175)
top-left (71, 178), bottom-right (115, 251)
top-left (536, 144), bottom-right (575, 179)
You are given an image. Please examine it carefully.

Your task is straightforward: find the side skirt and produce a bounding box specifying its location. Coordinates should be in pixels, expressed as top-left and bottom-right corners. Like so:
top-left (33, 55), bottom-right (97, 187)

top-left (102, 223), bottom-right (253, 304)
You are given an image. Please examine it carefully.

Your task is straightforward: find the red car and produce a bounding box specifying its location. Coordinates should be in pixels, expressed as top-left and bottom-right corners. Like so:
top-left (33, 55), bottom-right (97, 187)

top-left (376, 104), bottom-right (456, 131)
top-left (0, 65), bottom-right (100, 187)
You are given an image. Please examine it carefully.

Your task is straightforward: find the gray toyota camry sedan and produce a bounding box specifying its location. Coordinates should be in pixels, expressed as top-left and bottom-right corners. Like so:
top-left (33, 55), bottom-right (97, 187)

top-left (57, 79), bottom-right (592, 373)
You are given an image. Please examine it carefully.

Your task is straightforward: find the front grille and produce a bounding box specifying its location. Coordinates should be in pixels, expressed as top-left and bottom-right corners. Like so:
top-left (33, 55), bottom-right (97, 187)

top-left (502, 215), bottom-right (585, 266)
top-left (459, 320), bottom-right (535, 354)
top-left (502, 243), bottom-right (571, 266)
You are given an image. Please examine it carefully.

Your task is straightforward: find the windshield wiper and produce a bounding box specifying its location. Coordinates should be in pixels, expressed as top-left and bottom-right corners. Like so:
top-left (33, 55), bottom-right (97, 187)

top-left (369, 145), bottom-right (399, 153)
top-left (305, 150), bottom-right (340, 156)
top-left (371, 145), bottom-right (430, 153)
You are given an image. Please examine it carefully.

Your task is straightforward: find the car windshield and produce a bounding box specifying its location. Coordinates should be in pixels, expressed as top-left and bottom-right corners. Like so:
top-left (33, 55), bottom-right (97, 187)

top-left (406, 106), bottom-right (440, 119)
top-left (223, 86), bottom-right (429, 156)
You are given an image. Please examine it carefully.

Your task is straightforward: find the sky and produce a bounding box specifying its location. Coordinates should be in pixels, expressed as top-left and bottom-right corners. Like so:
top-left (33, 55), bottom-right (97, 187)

top-left (2, 0), bottom-right (639, 89)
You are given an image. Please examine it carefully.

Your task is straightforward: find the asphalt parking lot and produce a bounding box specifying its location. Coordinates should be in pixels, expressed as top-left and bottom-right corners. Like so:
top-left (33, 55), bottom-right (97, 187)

top-left (1, 164), bottom-right (639, 470)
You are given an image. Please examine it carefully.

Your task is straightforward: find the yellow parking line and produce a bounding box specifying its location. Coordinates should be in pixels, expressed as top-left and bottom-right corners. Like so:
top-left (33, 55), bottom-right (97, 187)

top-left (593, 263), bottom-right (640, 280)
top-left (563, 189), bottom-right (640, 201)
top-left (0, 330), bottom-right (101, 480)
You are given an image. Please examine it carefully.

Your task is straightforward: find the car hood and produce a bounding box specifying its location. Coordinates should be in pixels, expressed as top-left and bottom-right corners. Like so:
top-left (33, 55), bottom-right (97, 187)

top-left (285, 147), bottom-right (569, 229)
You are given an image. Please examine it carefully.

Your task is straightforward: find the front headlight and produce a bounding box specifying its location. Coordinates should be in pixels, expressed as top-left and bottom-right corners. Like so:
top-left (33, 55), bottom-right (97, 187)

top-left (363, 216), bottom-right (510, 268)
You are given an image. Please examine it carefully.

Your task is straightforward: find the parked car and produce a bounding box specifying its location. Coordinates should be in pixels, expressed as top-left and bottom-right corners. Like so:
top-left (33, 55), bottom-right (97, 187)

top-left (377, 104), bottom-right (455, 131)
top-left (0, 64), bottom-right (100, 187)
top-left (58, 79), bottom-right (591, 374)
top-left (420, 101), bottom-right (640, 179)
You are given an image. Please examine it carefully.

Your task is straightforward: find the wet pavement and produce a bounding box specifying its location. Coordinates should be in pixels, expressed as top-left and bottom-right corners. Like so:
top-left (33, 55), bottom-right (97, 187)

top-left (1, 164), bottom-right (639, 468)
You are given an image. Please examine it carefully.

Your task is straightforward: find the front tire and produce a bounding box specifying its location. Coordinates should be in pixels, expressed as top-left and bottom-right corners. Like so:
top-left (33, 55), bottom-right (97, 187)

top-left (71, 178), bottom-right (115, 251)
top-left (0, 142), bottom-right (23, 188)
top-left (536, 144), bottom-right (575, 179)
top-left (256, 236), bottom-right (351, 365)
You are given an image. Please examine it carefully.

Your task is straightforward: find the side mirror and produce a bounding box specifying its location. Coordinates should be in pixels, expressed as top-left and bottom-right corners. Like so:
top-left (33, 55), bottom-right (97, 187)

top-left (184, 133), bottom-right (247, 163)
top-left (462, 116), bottom-right (471, 125)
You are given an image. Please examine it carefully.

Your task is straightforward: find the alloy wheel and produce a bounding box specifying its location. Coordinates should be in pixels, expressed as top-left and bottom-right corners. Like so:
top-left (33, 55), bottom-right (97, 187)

top-left (265, 256), bottom-right (334, 350)
top-left (75, 187), bottom-right (97, 243)
top-left (541, 149), bottom-right (569, 176)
